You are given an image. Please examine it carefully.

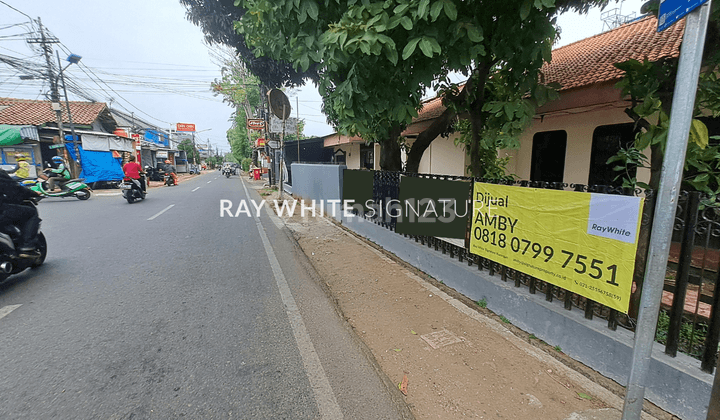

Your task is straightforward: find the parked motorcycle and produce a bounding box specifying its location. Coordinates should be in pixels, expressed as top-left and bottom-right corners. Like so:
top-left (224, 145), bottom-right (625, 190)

top-left (145, 166), bottom-right (164, 182)
top-left (0, 198), bottom-right (47, 282)
top-left (21, 178), bottom-right (91, 200)
top-left (120, 175), bottom-right (146, 203)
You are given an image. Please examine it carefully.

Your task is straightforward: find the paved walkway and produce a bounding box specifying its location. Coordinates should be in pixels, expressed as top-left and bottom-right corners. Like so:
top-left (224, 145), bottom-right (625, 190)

top-left (249, 179), bottom-right (669, 420)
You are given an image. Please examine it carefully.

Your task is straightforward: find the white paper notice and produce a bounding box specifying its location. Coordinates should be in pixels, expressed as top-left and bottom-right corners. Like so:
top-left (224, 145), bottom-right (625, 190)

top-left (587, 194), bottom-right (642, 244)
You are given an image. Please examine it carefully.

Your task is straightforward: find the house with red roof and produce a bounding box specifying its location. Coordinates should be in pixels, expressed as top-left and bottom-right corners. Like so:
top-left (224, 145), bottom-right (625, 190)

top-left (508, 15), bottom-right (684, 186)
top-left (334, 16), bottom-right (688, 184)
top-left (0, 98), bottom-right (137, 183)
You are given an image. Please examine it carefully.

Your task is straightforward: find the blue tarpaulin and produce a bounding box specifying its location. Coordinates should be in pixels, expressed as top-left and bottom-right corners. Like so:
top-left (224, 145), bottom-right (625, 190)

top-left (65, 143), bottom-right (124, 183)
top-left (145, 130), bottom-right (169, 147)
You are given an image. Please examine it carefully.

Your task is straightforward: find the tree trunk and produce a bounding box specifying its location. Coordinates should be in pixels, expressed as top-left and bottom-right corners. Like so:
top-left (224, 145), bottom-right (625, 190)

top-left (379, 125), bottom-right (403, 171)
top-left (405, 109), bottom-right (457, 174)
top-left (463, 66), bottom-right (489, 177)
top-left (406, 86), bottom-right (470, 174)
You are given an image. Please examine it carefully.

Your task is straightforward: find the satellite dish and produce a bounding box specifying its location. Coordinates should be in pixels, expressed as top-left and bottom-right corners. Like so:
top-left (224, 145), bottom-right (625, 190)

top-left (268, 88), bottom-right (291, 120)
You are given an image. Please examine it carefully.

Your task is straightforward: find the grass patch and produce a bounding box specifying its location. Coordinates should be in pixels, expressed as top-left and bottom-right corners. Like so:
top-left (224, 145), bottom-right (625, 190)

top-left (655, 310), bottom-right (710, 359)
top-left (554, 345), bottom-right (562, 353)
top-left (477, 298), bottom-right (487, 308)
top-left (499, 315), bottom-right (511, 324)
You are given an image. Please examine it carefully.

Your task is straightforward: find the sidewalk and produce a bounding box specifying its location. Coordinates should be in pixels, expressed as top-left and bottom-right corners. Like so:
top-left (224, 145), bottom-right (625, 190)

top-left (249, 180), bottom-right (670, 420)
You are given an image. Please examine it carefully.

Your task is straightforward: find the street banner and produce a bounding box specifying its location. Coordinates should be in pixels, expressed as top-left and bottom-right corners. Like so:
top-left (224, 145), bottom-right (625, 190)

top-left (247, 119), bottom-right (265, 130)
top-left (176, 123), bottom-right (196, 132)
top-left (343, 169), bottom-right (374, 213)
top-left (394, 176), bottom-right (471, 239)
top-left (269, 116), bottom-right (298, 134)
top-left (469, 183), bottom-right (644, 313)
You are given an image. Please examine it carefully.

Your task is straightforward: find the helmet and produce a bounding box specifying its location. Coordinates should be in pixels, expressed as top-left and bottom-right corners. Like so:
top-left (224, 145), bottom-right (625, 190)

top-left (52, 156), bottom-right (63, 163)
top-left (165, 160), bottom-right (171, 164)
top-left (15, 153), bottom-right (27, 161)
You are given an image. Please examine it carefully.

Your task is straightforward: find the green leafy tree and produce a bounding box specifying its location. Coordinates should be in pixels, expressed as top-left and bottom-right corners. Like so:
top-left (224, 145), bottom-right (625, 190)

top-left (178, 139), bottom-right (200, 165)
top-left (211, 53), bottom-right (263, 165)
top-left (236, 0), bottom-right (603, 174)
top-left (607, 0), bottom-right (720, 199)
top-left (180, 0), bottom-right (317, 87)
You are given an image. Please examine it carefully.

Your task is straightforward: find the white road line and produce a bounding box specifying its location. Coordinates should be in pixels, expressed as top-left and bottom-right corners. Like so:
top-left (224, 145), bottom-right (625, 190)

top-left (240, 179), bottom-right (342, 420)
top-left (192, 187), bottom-right (200, 192)
top-left (147, 204), bottom-right (175, 221)
top-left (0, 304), bottom-right (22, 321)
top-left (207, 180), bottom-right (212, 184)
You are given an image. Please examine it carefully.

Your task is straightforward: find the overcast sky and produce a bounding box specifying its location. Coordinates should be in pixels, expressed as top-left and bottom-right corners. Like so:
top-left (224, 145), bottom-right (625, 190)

top-left (0, 0), bottom-right (647, 153)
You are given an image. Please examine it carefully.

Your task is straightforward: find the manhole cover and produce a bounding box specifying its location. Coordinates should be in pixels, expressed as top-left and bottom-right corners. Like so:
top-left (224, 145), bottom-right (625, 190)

top-left (420, 329), bottom-right (462, 349)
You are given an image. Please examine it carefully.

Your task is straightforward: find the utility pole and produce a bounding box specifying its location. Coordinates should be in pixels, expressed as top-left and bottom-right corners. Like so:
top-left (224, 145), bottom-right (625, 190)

top-left (28, 18), bottom-right (69, 163)
top-left (28, 18), bottom-right (59, 102)
top-left (296, 96), bottom-right (300, 163)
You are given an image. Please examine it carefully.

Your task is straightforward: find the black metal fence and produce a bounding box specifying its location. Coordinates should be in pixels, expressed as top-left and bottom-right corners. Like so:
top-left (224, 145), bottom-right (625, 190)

top-left (357, 170), bottom-right (720, 374)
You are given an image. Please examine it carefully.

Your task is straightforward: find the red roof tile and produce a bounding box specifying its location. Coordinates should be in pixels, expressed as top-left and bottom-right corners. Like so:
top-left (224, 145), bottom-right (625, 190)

top-left (543, 16), bottom-right (684, 91)
top-left (0, 97), bottom-right (110, 126)
top-left (411, 16), bottom-right (685, 123)
top-left (414, 96), bottom-right (446, 124)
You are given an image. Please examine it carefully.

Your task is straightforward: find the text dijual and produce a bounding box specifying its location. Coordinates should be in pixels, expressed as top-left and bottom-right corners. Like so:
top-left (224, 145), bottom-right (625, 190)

top-left (219, 199), bottom-right (355, 218)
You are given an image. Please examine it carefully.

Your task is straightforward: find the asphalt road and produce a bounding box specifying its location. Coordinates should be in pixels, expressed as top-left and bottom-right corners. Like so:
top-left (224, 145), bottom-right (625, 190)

top-left (0, 172), bottom-right (410, 420)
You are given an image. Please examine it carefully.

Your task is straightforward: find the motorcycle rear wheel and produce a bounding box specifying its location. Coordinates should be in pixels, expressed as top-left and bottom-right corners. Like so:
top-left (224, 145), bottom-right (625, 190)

top-left (76, 188), bottom-right (91, 200)
top-left (30, 232), bottom-right (47, 269)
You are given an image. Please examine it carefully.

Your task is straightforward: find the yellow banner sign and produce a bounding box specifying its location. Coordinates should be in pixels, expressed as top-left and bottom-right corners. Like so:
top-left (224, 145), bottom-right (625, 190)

top-left (469, 183), bottom-right (644, 313)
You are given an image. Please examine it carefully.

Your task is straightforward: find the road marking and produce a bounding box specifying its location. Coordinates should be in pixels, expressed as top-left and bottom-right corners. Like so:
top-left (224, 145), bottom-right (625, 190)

top-left (240, 179), bottom-right (342, 420)
top-left (192, 187), bottom-right (200, 192)
top-left (207, 180), bottom-right (212, 184)
top-left (147, 204), bottom-right (175, 221)
top-left (0, 304), bottom-right (21, 321)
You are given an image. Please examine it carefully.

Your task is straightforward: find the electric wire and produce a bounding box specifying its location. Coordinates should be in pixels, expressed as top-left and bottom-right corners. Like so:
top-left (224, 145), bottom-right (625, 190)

top-left (0, 0), bottom-right (32, 20)
top-left (56, 42), bottom-right (173, 125)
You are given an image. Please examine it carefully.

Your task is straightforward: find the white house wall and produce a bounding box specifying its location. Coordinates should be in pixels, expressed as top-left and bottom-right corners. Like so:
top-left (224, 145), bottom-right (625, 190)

top-left (507, 104), bottom-right (651, 186)
top-left (416, 133), bottom-right (469, 176)
top-left (333, 144), bottom-right (361, 169)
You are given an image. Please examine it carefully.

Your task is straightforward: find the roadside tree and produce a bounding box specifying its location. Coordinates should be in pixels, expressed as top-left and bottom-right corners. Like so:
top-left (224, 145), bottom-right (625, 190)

top-left (235, 0), bottom-right (606, 174)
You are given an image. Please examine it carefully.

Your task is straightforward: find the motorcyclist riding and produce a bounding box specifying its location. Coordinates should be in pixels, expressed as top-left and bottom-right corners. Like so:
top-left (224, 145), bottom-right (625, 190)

top-left (45, 156), bottom-right (71, 191)
top-left (8, 153), bottom-right (31, 180)
top-left (122, 155), bottom-right (146, 192)
top-left (0, 168), bottom-right (41, 257)
top-left (163, 159), bottom-right (177, 185)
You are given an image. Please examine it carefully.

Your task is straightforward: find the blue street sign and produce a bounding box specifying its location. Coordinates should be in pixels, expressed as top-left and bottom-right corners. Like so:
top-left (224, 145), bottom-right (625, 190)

top-left (658, 0), bottom-right (709, 31)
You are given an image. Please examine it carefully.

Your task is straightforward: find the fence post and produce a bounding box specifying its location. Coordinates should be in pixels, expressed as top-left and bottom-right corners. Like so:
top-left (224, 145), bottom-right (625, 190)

top-left (702, 264), bottom-right (720, 373)
top-left (708, 351), bottom-right (720, 419)
top-left (666, 191), bottom-right (701, 357)
top-left (630, 192), bottom-right (656, 320)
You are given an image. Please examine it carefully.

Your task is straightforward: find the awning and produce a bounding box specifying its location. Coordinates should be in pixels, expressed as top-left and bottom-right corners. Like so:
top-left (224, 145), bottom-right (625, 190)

top-left (0, 124), bottom-right (40, 146)
top-left (80, 133), bottom-right (133, 152)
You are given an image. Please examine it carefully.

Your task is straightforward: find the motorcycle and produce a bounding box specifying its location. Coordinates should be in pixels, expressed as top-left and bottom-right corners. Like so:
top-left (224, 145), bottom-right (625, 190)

top-left (163, 172), bottom-right (177, 186)
top-left (222, 167), bottom-right (233, 178)
top-left (145, 166), bottom-right (164, 182)
top-left (120, 175), bottom-right (146, 204)
top-left (0, 198), bottom-right (47, 282)
top-left (21, 177), bottom-right (91, 200)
